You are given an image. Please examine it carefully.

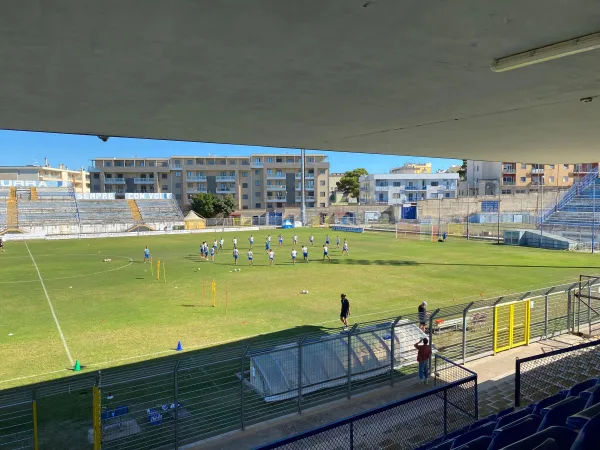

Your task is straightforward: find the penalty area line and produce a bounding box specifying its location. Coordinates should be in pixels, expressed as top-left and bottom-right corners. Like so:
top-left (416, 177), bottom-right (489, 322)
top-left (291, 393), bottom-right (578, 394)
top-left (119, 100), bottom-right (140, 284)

top-left (25, 241), bottom-right (75, 367)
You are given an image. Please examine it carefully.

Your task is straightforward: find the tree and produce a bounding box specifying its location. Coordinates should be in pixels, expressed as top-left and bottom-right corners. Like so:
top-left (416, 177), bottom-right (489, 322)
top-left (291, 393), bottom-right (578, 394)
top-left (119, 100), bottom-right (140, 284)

top-left (457, 159), bottom-right (467, 181)
top-left (336, 168), bottom-right (368, 202)
top-left (190, 192), bottom-right (237, 218)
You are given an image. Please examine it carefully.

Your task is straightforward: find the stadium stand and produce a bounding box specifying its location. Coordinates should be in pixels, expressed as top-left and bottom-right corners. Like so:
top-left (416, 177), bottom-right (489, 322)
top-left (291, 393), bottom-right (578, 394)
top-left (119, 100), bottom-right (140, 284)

top-left (136, 199), bottom-right (184, 223)
top-left (77, 200), bottom-right (134, 224)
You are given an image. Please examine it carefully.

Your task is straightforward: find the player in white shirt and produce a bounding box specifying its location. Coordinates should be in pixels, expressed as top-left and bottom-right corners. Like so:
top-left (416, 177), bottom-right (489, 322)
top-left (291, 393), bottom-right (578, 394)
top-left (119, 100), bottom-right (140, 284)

top-left (232, 248), bottom-right (239, 265)
top-left (336, 236), bottom-right (341, 248)
top-left (233, 237), bottom-right (238, 248)
top-left (268, 250), bottom-right (275, 266)
top-left (247, 249), bottom-right (254, 265)
top-left (309, 234), bottom-right (314, 246)
top-left (302, 245), bottom-right (309, 262)
top-left (278, 234), bottom-right (283, 246)
top-left (342, 240), bottom-right (349, 256)
top-left (323, 244), bottom-right (331, 261)
top-left (219, 237), bottom-right (224, 251)
top-left (249, 235), bottom-right (254, 248)
top-left (291, 248), bottom-right (297, 265)
top-left (267, 235), bottom-right (272, 243)
top-left (293, 234), bottom-right (298, 245)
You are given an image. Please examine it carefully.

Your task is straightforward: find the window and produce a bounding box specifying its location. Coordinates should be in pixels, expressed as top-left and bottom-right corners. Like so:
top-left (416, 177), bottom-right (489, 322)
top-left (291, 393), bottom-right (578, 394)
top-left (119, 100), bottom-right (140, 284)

top-left (431, 181), bottom-right (439, 187)
top-left (502, 189), bottom-right (511, 194)
top-left (175, 172), bottom-right (181, 177)
top-left (564, 164), bottom-right (569, 170)
top-left (186, 160), bottom-right (193, 165)
top-left (318, 191), bottom-right (324, 197)
top-left (548, 176), bottom-right (555, 183)
top-left (187, 171), bottom-right (194, 177)
top-left (175, 194), bottom-right (181, 200)
top-left (319, 169), bottom-right (325, 175)
top-left (162, 185), bottom-right (168, 191)
top-left (104, 161), bottom-right (112, 167)
top-left (255, 192), bottom-right (261, 197)
top-left (520, 177), bottom-right (526, 182)
top-left (320, 180), bottom-right (326, 186)
top-left (175, 183), bottom-right (182, 188)
top-left (393, 181), bottom-right (401, 187)
top-left (229, 160), bottom-right (236, 165)
top-left (255, 170), bottom-right (260, 175)
top-left (93, 173), bottom-right (99, 179)
top-left (521, 163), bottom-right (527, 169)
top-left (220, 171), bottom-right (226, 176)
top-left (516, 189), bottom-right (526, 194)
top-left (161, 173), bottom-right (168, 179)
top-left (548, 164), bottom-right (555, 169)
top-left (563, 176), bottom-right (569, 183)
top-left (276, 157), bottom-right (283, 163)
top-left (277, 202), bottom-right (283, 208)
top-left (242, 194), bottom-right (248, 200)
top-left (242, 205), bottom-right (248, 209)
top-left (255, 180), bottom-right (261, 186)
top-left (308, 157), bottom-right (314, 162)
top-left (255, 203), bottom-right (261, 208)
top-left (266, 169), bottom-right (272, 176)
top-left (242, 171), bottom-right (248, 177)
top-left (266, 157), bottom-right (273, 163)
top-left (242, 183), bottom-right (248, 188)
top-left (254, 158), bottom-right (261, 163)
top-left (287, 158), bottom-right (294, 163)
top-left (476, 166), bottom-right (479, 172)
top-left (230, 171), bottom-right (235, 177)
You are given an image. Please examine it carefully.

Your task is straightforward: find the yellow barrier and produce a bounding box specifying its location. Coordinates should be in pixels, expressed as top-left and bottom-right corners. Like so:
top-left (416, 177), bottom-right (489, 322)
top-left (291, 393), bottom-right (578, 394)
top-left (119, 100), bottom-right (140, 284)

top-left (494, 300), bottom-right (531, 353)
top-left (32, 400), bottom-right (38, 450)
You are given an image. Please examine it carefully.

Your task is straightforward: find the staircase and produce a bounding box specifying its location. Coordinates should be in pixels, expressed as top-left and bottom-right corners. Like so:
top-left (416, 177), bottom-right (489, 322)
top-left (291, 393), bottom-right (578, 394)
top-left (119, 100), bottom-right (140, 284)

top-left (542, 171), bottom-right (600, 228)
top-left (30, 187), bottom-right (38, 200)
top-left (6, 187), bottom-right (18, 229)
top-left (127, 199), bottom-right (143, 223)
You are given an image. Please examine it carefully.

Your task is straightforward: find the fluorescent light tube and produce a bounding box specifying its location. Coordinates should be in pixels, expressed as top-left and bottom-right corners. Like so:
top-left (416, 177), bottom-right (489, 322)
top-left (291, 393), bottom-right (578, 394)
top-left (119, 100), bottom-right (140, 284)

top-left (491, 32), bottom-right (600, 72)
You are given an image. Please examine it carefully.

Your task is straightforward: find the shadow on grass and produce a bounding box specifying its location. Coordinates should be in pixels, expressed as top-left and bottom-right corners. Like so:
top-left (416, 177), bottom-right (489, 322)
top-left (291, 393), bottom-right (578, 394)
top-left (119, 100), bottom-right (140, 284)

top-left (328, 259), bottom-right (597, 269)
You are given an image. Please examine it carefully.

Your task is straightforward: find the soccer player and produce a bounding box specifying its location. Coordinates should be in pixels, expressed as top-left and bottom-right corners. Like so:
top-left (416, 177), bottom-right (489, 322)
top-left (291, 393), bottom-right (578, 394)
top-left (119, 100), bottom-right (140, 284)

top-left (200, 242), bottom-right (205, 259)
top-left (340, 294), bottom-right (350, 330)
top-left (323, 244), bottom-right (331, 261)
top-left (249, 235), bottom-right (254, 248)
top-left (309, 234), bottom-right (314, 246)
top-left (293, 234), bottom-right (297, 245)
top-left (268, 249), bottom-right (275, 266)
top-left (291, 248), bottom-right (297, 265)
top-left (302, 245), bottom-right (309, 262)
top-left (336, 236), bottom-right (340, 248)
top-left (210, 246), bottom-right (215, 261)
top-left (219, 237), bottom-right (224, 251)
top-left (247, 249), bottom-right (254, 265)
top-left (325, 234), bottom-right (330, 245)
top-left (342, 240), bottom-right (349, 256)
top-left (232, 247), bottom-right (239, 265)
top-left (233, 236), bottom-right (238, 248)
top-left (267, 234), bottom-right (272, 244)
top-left (265, 238), bottom-right (270, 253)
top-left (213, 240), bottom-right (218, 253)
top-left (278, 234), bottom-right (283, 246)
top-left (144, 246), bottom-right (150, 263)
top-left (204, 243), bottom-right (209, 260)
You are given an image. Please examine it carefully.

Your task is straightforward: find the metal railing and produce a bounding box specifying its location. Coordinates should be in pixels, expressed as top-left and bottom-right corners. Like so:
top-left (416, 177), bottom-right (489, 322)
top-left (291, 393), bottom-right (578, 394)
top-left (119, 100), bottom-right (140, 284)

top-left (254, 354), bottom-right (477, 450)
top-left (515, 339), bottom-right (600, 408)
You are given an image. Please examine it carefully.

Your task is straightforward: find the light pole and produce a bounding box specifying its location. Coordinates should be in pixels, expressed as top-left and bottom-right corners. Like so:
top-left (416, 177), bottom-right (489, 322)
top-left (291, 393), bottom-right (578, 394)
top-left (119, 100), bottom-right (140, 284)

top-left (497, 181), bottom-right (501, 244)
top-left (466, 182), bottom-right (470, 240)
top-left (540, 175), bottom-right (544, 248)
top-left (438, 193), bottom-right (442, 240)
top-left (593, 179), bottom-right (596, 254)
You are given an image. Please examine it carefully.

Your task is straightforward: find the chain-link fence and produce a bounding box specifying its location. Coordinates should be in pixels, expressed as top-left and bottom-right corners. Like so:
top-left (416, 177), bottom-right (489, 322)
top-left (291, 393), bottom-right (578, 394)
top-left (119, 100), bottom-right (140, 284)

top-left (515, 339), bottom-right (600, 408)
top-left (254, 354), bottom-right (477, 450)
top-left (1, 278), bottom-right (598, 450)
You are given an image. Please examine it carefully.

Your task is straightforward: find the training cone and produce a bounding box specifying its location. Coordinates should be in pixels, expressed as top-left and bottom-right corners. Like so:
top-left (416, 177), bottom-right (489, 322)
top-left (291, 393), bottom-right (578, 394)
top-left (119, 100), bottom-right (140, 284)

top-left (73, 360), bottom-right (81, 372)
top-left (176, 341), bottom-right (183, 352)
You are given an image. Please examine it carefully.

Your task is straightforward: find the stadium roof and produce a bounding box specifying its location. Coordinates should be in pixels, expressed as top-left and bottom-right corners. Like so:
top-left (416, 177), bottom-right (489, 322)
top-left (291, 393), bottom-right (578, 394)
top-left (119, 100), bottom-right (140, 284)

top-left (1, 1), bottom-right (599, 163)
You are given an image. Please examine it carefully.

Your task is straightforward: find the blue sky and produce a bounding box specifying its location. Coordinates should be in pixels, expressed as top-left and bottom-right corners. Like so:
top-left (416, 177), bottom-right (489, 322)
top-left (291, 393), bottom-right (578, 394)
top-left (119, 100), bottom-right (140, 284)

top-left (0, 130), bottom-right (460, 173)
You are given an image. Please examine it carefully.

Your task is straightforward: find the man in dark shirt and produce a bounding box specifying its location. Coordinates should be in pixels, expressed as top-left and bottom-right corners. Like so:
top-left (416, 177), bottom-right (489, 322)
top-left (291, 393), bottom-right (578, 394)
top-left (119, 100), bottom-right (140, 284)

top-left (418, 301), bottom-right (428, 331)
top-left (340, 294), bottom-right (350, 330)
top-left (414, 338), bottom-right (432, 384)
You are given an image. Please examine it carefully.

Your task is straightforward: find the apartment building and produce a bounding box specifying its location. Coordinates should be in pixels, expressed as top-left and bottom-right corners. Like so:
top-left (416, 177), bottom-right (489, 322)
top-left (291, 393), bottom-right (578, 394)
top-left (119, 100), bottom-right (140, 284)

top-left (389, 162), bottom-right (432, 174)
top-left (0, 161), bottom-right (90, 193)
top-left (90, 153), bottom-right (330, 211)
top-left (359, 173), bottom-right (459, 206)
top-left (465, 161), bottom-right (598, 196)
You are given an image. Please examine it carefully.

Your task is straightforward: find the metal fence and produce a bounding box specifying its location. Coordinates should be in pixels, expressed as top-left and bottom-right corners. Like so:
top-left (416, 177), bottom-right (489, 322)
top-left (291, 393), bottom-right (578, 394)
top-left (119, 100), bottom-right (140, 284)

top-left (514, 339), bottom-right (600, 408)
top-left (1, 278), bottom-right (599, 450)
top-left (254, 354), bottom-right (477, 450)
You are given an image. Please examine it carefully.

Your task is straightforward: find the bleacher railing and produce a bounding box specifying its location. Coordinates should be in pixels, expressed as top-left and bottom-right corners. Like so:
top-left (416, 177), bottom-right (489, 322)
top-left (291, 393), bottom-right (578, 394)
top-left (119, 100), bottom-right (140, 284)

top-left (514, 338), bottom-right (600, 408)
top-left (254, 354), bottom-right (477, 450)
top-left (539, 167), bottom-right (599, 225)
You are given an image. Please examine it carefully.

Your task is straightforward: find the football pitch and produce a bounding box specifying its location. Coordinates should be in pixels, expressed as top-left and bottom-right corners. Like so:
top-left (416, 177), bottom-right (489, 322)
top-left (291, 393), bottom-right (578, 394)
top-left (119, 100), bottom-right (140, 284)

top-left (1, 229), bottom-right (598, 389)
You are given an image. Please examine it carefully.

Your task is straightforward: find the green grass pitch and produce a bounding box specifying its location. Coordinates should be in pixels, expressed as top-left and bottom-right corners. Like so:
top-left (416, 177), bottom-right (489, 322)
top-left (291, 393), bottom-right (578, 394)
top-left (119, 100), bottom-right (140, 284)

top-left (0, 229), bottom-right (597, 388)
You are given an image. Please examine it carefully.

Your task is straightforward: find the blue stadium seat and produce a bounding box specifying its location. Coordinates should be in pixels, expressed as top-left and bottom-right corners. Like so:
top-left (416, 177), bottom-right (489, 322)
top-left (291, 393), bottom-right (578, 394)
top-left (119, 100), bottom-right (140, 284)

top-left (566, 402), bottom-right (600, 430)
top-left (571, 409), bottom-right (600, 450)
top-left (531, 438), bottom-right (561, 450)
top-left (114, 405), bottom-right (129, 417)
top-left (579, 385), bottom-right (600, 401)
top-left (468, 414), bottom-right (497, 431)
top-left (561, 379), bottom-right (598, 397)
top-left (497, 407), bottom-right (515, 418)
top-left (499, 426), bottom-right (578, 450)
top-left (538, 396), bottom-right (586, 430)
top-left (451, 436), bottom-right (491, 449)
top-left (444, 425), bottom-right (471, 441)
top-left (450, 422), bottom-right (495, 448)
top-left (488, 415), bottom-right (541, 450)
top-left (532, 394), bottom-right (565, 416)
top-left (579, 385), bottom-right (600, 408)
top-left (494, 407), bottom-right (536, 430)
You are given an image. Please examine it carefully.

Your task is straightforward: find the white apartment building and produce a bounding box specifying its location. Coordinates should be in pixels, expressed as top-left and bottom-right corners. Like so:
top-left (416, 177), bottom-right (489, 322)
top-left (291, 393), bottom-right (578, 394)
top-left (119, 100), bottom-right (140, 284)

top-left (359, 173), bottom-right (459, 205)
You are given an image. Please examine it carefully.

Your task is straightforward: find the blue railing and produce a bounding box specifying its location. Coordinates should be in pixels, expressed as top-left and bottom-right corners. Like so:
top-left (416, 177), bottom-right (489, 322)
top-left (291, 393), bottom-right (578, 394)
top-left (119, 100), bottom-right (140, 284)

top-left (254, 355), bottom-right (478, 450)
top-left (539, 167), bottom-right (598, 224)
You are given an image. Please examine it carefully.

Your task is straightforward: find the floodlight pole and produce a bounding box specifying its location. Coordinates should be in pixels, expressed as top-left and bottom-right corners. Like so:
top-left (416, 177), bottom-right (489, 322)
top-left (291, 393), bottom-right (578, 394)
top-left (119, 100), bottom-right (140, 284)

top-left (593, 179), bottom-right (596, 254)
top-left (540, 175), bottom-right (544, 248)
top-left (466, 182), bottom-right (470, 240)
top-left (497, 181), bottom-right (501, 244)
top-left (301, 149), bottom-right (306, 226)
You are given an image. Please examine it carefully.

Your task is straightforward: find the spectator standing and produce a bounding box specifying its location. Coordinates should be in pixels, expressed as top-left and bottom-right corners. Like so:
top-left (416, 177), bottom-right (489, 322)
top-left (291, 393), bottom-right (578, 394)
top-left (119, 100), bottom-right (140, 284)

top-left (418, 301), bottom-right (428, 332)
top-left (340, 294), bottom-right (350, 330)
top-left (414, 338), bottom-right (432, 384)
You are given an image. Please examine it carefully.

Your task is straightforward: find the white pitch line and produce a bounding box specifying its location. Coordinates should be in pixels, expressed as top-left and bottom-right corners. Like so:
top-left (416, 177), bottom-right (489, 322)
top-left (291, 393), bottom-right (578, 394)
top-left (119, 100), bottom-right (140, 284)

top-left (24, 242), bottom-right (74, 367)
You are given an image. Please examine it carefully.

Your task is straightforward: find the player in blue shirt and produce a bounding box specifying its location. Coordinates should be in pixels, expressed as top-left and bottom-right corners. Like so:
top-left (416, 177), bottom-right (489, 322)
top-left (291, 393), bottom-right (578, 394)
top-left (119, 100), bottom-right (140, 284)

top-left (247, 249), bottom-right (254, 265)
top-left (210, 246), bottom-right (215, 261)
top-left (249, 235), bottom-right (254, 249)
top-left (278, 234), bottom-right (283, 246)
top-left (232, 248), bottom-right (239, 265)
top-left (204, 243), bottom-right (209, 259)
top-left (265, 239), bottom-right (270, 253)
top-left (325, 234), bottom-right (330, 245)
top-left (144, 246), bottom-right (150, 263)
top-left (323, 245), bottom-right (331, 262)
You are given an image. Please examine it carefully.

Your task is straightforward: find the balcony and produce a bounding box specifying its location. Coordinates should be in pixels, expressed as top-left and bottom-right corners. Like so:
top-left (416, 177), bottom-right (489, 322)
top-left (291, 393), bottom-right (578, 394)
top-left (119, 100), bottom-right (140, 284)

top-left (531, 168), bottom-right (544, 174)
top-left (134, 178), bottom-right (155, 184)
top-left (374, 185), bottom-right (389, 191)
top-left (404, 186), bottom-right (426, 190)
top-left (187, 187), bottom-right (208, 194)
top-left (186, 176), bottom-right (207, 182)
top-left (305, 173), bottom-right (315, 179)
top-left (88, 166), bottom-right (100, 172)
top-left (502, 181), bottom-right (516, 186)
top-left (267, 185), bottom-right (286, 191)
top-left (104, 178), bottom-right (126, 185)
top-left (251, 162), bottom-right (264, 168)
top-left (267, 197), bottom-right (287, 202)
top-left (295, 185), bottom-right (315, 190)
top-left (170, 164), bottom-right (183, 170)
top-left (216, 188), bottom-right (235, 194)
top-left (267, 173), bottom-right (286, 179)
top-left (503, 166), bottom-right (516, 173)
top-left (216, 176), bottom-right (236, 182)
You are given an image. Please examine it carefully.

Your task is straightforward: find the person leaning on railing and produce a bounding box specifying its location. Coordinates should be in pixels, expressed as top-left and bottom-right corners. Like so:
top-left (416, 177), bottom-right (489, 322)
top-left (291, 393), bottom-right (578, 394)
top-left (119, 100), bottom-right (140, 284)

top-left (414, 338), bottom-right (432, 385)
